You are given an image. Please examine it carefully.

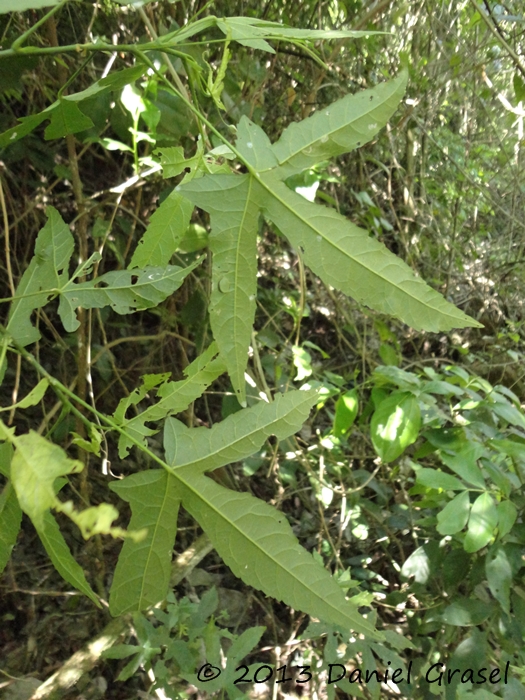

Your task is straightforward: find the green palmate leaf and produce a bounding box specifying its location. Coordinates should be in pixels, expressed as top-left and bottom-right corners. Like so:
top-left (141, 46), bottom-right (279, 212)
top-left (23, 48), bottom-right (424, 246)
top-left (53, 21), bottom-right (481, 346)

top-left (370, 392), bottom-right (421, 462)
top-left (10, 431), bottom-right (84, 530)
top-left (114, 343), bottom-right (225, 457)
top-left (7, 206), bottom-right (74, 346)
top-left (44, 99), bottom-right (94, 140)
top-left (436, 491), bottom-right (471, 535)
top-left (178, 473), bottom-right (379, 638)
top-left (58, 259), bottom-right (201, 332)
top-left (109, 471), bottom-right (180, 615)
top-left (0, 481), bottom-right (22, 575)
top-left (158, 388), bottom-right (379, 637)
top-left (37, 510), bottom-right (100, 605)
top-left (464, 492), bottom-right (498, 553)
top-left (258, 171), bottom-right (478, 332)
top-left (164, 390), bottom-right (318, 473)
top-left (271, 73), bottom-right (407, 177)
top-left (180, 175), bottom-right (259, 404)
top-left (129, 190), bottom-right (193, 268)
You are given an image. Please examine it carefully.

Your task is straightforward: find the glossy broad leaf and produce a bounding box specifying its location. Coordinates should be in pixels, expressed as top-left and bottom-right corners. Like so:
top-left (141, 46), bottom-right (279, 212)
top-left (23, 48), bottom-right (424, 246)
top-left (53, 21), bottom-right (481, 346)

top-left (180, 175), bottom-right (259, 405)
top-left (370, 392), bottom-right (421, 462)
top-left (333, 389), bottom-right (359, 436)
top-left (37, 511), bottom-right (99, 605)
top-left (129, 190), bottom-right (193, 268)
top-left (271, 73), bottom-right (407, 177)
top-left (109, 471), bottom-right (180, 615)
top-left (164, 390), bottom-right (318, 473)
top-left (58, 259), bottom-right (201, 332)
top-left (464, 492), bottom-right (498, 553)
top-left (436, 491), bottom-right (471, 535)
top-left (7, 206), bottom-right (74, 346)
top-left (178, 473), bottom-right (379, 638)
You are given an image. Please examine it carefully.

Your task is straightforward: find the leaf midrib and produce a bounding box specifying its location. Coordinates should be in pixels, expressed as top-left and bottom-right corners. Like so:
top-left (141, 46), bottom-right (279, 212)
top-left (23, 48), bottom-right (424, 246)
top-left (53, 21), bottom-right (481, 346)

top-left (171, 468), bottom-right (375, 637)
top-left (256, 173), bottom-right (466, 324)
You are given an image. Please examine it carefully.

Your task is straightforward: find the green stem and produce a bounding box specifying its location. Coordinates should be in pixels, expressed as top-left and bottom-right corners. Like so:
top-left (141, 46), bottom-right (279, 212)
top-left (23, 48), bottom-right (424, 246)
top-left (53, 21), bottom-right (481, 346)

top-left (11, 0), bottom-right (69, 51)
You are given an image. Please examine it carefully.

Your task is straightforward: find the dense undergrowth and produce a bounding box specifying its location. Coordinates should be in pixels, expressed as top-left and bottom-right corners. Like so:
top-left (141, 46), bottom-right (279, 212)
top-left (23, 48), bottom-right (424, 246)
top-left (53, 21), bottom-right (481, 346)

top-left (1, 1), bottom-right (525, 699)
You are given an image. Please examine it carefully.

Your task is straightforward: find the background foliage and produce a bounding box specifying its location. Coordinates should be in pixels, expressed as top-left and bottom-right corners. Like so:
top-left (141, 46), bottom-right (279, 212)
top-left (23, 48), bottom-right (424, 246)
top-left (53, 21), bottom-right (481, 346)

top-left (0, 1), bottom-right (524, 699)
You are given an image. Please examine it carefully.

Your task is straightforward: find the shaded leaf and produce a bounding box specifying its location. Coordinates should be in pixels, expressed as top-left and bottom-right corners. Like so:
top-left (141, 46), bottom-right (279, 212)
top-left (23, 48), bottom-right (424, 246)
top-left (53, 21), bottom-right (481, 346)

top-left (7, 206), bottom-right (74, 346)
top-left (58, 260), bottom-right (201, 332)
top-left (37, 511), bottom-right (99, 605)
top-left (416, 468), bottom-right (465, 492)
top-left (0, 481), bottom-right (22, 575)
top-left (44, 99), bottom-right (93, 140)
top-left (497, 500), bottom-right (517, 539)
top-left (0, 378), bottom-right (48, 412)
top-left (165, 390), bottom-right (318, 473)
top-left (272, 73), bottom-right (407, 177)
top-left (114, 343), bottom-right (225, 457)
top-left (441, 597), bottom-right (495, 626)
top-left (109, 471), bottom-right (180, 615)
top-left (486, 545), bottom-right (512, 614)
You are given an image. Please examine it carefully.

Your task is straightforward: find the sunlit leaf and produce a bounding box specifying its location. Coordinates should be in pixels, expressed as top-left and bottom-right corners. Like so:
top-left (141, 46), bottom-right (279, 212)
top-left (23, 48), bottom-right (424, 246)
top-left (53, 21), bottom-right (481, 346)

top-left (333, 389), bottom-right (359, 436)
top-left (464, 492), bottom-right (498, 553)
top-left (10, 431), bottom-right (83, 530)
top-left (129, 190), bottom-right (193, 268)
top-left (0, 0), bottom-right (59, 13)
top-left (436, 490), bottom-right (471, 535)
top-left (370, 392), bottom-right (421, 462)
